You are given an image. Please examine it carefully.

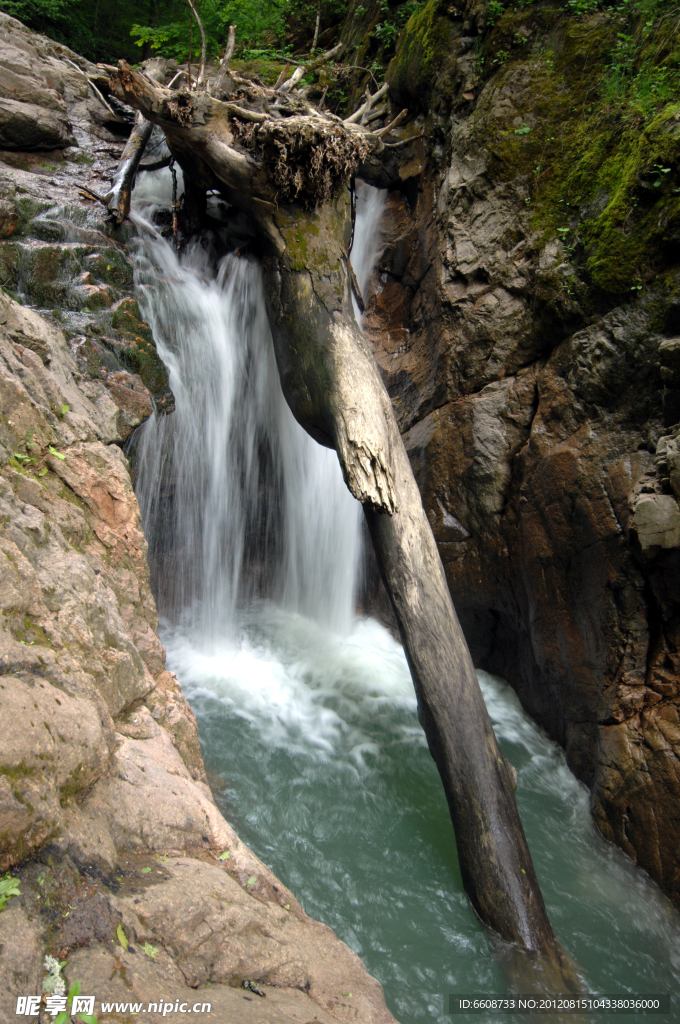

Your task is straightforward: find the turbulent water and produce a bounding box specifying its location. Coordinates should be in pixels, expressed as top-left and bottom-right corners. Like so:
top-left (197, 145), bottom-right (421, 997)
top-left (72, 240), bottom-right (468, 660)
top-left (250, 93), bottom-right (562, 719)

top-left (132, 177), bottom-right (680, 1023)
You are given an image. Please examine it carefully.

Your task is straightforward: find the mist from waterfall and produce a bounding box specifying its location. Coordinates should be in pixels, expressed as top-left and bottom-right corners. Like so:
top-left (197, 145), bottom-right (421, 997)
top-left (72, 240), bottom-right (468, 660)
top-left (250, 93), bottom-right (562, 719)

top-left (132, 180), bottom-right (385, 641)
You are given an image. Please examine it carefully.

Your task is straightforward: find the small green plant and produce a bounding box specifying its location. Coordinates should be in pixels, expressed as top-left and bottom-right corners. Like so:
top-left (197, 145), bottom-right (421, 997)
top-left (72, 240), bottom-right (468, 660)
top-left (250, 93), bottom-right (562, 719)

top-left (0, 873), bottom-right (20, 910)
top-left (54, 979), bottom-right (97, 1024)
top-left (142, 941), bottom-right (159, 960)
top-left (493, 49), bottom-right (510, 64)
top-left (48, 445), bottom-right (66, 460)
top-left (218, 850), bottom-right (230, 861)
top-left (374, 20), bottom-right (398, 44)
top-left (141, 865), bottom-right (152, 874)
top-left (246, 876), bottom-right (257, 887)
top-left (514, 123), bottom-right (531, 135)
top-left (652, 164), bottom-right (671, 187)
top-left (354, 4), bottom-right (366, 15)
top-left (487, 0), bottom-right (505, 25)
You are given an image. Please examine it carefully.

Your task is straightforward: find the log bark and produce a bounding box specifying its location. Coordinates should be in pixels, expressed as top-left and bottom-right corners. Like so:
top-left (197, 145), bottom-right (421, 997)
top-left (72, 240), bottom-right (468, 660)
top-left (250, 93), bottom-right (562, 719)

top-left (261, 195), bottom-right (559, 958)
top-left (108, 61), bottom-right (570, 968)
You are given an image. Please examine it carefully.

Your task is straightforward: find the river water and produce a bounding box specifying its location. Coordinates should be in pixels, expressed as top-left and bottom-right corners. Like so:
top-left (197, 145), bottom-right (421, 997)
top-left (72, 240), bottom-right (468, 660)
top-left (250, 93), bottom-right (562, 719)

top-left (131, 177), bottom-right (680, 1023)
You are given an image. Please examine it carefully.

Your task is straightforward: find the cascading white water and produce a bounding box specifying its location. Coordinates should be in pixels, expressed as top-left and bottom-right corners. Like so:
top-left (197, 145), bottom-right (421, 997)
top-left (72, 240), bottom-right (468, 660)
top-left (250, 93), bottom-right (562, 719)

top-left (132, 177), bottom-right (385, 639)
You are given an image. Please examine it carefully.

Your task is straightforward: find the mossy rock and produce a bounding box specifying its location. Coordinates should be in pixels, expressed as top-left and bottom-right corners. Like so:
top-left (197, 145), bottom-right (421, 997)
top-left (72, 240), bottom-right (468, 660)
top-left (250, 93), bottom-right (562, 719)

top-left (0, 241), bottom-right (20, 291)
top-left (110, 297), bottom-right (174, 413)
top-left (464, 4), bottom-right (680, 299)
top-left (387, 0), bottom-right (460, 109)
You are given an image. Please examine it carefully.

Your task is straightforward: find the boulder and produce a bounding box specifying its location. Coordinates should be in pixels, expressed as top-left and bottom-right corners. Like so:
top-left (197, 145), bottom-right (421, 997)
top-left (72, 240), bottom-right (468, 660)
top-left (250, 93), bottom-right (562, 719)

top-left (631, 494), bottom-right (680, 556)
top-left (0, 96), bottom-right (73, 150)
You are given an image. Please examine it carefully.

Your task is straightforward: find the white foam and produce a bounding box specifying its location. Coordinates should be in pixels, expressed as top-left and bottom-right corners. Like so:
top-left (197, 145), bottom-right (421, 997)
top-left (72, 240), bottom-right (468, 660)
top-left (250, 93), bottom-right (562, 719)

top-left (165, 608), bottom-right (416, 765)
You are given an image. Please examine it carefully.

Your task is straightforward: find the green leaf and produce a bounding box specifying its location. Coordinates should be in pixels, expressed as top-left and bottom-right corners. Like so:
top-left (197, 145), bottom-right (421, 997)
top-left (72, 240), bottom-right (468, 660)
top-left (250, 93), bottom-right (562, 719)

top-left (116, 923), bottom-right (129, 950)
top-left (514, 125), bottom-right (531, 135)
top-left (53, 1013), bottom-right (69, 1024)
top-left (141, 866), bottom-right (152, 874)
top-left (142, 941), bottom-right (159, 960)
top-left (61, 405), bottom-right (70, 415)
top-left (218, 850), bottom-right (230, 861)
top-left (246, 876), bottom-right (256, 887)
top-left (77, 1014), bottom-right (98, 1023)
top-left (38, 468), bottom-right (48, 476)
top-left (68, 980), bottom-right (82, 999)
top-left (0, 874), bottom-right (21, 910)
top-left (48, 445), bottom-right (66, 460)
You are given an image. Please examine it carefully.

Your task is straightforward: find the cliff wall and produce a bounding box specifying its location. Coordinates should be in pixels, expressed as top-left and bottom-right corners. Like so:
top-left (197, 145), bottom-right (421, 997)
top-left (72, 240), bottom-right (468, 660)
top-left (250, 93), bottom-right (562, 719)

top-left (360, 0), bottom-right (680, 906)
top-left (0, 15), bottom-right (395, 1021)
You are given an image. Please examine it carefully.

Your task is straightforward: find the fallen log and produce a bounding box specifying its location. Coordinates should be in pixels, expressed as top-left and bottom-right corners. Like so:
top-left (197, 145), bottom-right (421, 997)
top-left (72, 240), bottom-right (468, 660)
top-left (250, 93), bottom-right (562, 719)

top-left (107, 58), bottom-right (571, 972)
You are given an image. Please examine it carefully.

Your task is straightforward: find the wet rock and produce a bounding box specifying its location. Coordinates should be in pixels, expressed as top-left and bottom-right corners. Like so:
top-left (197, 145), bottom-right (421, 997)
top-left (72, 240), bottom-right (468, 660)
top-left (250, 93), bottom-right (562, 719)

top-left (631, 495), bottom-right (680, 556)
top-left (0, 673), bottom-right (112, 869)
top-left (108, 856), bottom-right (395, 1024)
top-left (0, 905), bottom-right (42, 1021)
top-left (0, 196), bottom-right (17, 236)
top-left (0, 97), bottom-right (73, 150)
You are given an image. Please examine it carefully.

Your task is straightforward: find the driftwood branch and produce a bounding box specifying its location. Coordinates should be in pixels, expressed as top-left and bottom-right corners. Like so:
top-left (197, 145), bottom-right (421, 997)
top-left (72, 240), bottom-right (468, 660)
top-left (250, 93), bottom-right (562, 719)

top-left (210, 24), bottom-right (236, 96)
top-left (185, 0), bottom-right (207, 89)
top-left (345, 81), bottom-right (389, 124)
top-left (65, 57), bottom-right (120, 120)
top-left (376, 108), bottom-right (408, 137)
top-left (278, 42), bottom-right (344, 95)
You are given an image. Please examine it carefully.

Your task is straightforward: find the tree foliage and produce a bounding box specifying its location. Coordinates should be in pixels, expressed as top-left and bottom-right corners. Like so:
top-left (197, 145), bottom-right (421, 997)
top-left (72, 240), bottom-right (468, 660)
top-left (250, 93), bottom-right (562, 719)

top-left (0, 0), bottom-right (349, 64)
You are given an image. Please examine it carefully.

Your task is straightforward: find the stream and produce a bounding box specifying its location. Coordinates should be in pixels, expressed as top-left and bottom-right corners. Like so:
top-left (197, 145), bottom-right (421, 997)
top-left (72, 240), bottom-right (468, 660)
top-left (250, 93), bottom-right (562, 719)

top-left (131, 175), bottom-right (680, 1023)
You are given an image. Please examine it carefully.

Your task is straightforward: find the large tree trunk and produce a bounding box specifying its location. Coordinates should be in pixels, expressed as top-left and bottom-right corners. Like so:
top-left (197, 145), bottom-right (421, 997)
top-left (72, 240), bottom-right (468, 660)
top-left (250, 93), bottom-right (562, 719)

top-left (108, 62), bottom-right (572, 972)
top-left (262, 195), bottom-right (558, 957)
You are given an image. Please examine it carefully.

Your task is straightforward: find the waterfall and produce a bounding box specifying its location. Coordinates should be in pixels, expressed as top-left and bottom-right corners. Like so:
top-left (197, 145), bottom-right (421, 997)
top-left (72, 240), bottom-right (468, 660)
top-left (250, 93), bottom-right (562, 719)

top-left (132, 179), bottom-right (385, 641)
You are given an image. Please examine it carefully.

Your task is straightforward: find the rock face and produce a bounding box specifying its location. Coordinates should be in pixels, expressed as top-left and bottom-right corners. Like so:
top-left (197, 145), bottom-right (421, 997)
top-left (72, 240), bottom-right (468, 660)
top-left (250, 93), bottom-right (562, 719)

top-left (0, 17), bottom-right (396, 1023)
top-left (0, 287), bottom-right (394, 1024)
top-left (357, 0), bottom-right (680, 907)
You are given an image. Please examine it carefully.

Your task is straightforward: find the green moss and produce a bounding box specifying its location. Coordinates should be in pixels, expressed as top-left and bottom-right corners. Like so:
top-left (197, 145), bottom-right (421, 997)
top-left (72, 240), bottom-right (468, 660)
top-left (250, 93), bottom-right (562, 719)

top-left (9, 614), bottom-right (52, 648)
top-left (470, 4), bottom-right (680, 297)
top-left (0, 762), bottom-right (37, 781)
top-left (110, 298), bottom-right (174, 413)
top-left (387, 0), bottom-right (457, 106)
top-left (231, 57), bottom-right (289, 87)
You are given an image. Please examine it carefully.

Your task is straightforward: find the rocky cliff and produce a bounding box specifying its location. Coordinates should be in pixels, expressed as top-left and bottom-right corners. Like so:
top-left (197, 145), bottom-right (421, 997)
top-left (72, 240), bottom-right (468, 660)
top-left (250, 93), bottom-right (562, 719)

top-left (359, 0), bottom-right (680, 908)
top-left (0, 14), bottom-right (395, 1022)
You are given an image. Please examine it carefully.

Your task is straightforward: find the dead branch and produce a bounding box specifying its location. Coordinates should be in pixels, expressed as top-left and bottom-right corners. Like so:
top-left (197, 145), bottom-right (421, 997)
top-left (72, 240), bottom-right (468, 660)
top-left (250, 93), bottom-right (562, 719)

top-left (167, 69), bottom-right (191, 89)
top-left (139, 155), bottom-right (173, 171)
top-left (345, 81), bottom-right (389, 124)
top-left (382, 130), bottom-right (424, 148)
top-left (347, 255), bottom-right (365, 311)
top-left (186, 0), bottom-right (207, 89)
top-left (65, 57), bottom-right (120, 120)
top-left (375, 109), bottom-right (408, 137)
top-left (366, 104), bottom-right (389, 125)
top-left (224, 103), bottom-right (267, 123)
top-left (274, 63), bottom-right (290, 90)
top-left (210, 24), bottom-right (236, 96)
top-left (315, 0), bottom-right (323, 50)
top-left (278, 41), bottom-right (344, 95)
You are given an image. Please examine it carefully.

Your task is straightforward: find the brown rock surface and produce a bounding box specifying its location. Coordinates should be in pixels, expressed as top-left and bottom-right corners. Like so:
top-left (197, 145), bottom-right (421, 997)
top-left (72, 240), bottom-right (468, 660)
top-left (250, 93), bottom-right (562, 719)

top-left (0, 286), bottom-right (396, 1022)
top-left (359, 0), bottom-right (680, 909)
